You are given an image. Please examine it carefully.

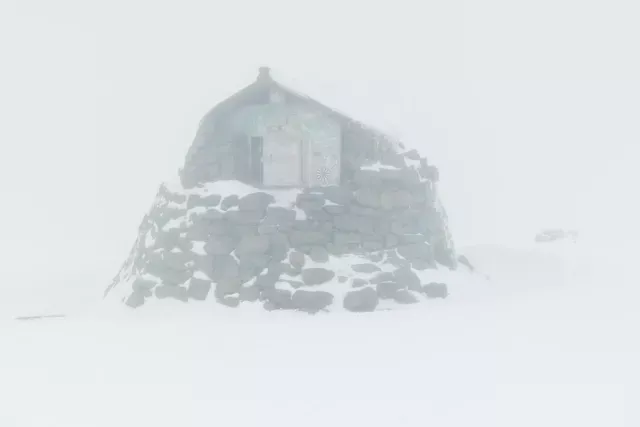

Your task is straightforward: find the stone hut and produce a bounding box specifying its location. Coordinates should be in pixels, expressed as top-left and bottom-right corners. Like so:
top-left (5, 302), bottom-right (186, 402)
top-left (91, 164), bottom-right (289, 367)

top-left (106, 68), bottom-right (458, 313)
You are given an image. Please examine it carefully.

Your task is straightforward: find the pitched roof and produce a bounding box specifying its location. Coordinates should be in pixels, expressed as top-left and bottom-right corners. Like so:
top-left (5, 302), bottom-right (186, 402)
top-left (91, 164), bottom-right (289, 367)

top-left (199, 67), bottom-right (404, 150)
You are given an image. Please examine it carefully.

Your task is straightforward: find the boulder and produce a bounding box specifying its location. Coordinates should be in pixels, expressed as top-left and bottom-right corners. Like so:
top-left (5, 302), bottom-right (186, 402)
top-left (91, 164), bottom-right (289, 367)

top-left (301, 268), bottom-right (335, 286)
top-left (238, 192), bottom-right (275, 212)
top-left (125, 291), bottom-right (146, 308)
top-left (292, 290), bottom-right (334, 313)
top-left (155, 285), bottom-right (188, 302)
top-left (380, 190), bottom-right (413, 210)
top-left (187, 193), bottom-right (221, 209)
top-left (187, 278), bottom-right (212, 300)
top-left (288, 251), bottom-right (306, 271)
top-left (351, 263), bottom-right (381, 274)
top-left (215, 278), bottom-right (242, 297)
top-left (220, 195), bottom-right (239, 210)
top-left (351, 278), bottom-right (368, 288)
top-left (225, 210), bottom-right (264, 225)
top-left (370, 271), bottom-right (395, 284)
top-left (235, 235), bottom-right (270, 255)
top-left (209, 255), bottom-right (239, 281)
top-left (376, 281), bottom-right (404, 299)
top-left (239, 284), bottom-right (260, 302)
top-left (343, 287), bottom-right (379, 312)
top-left (393, 267), bottom-right (421, 292)
top-left (394, 290), bottom-right (419, 304)
top-left (354, 187), bottom-right (380, 208)
top-left (261, 288), bottom-right (293, 310)
top-left (424, 282), bottom-right (449, 299)
top-left (397, 242), bottom-right (434, 262)
top-left (309, 246), bottom-right (330, 263)
top-left (131, 277), bottom-right (156, 293)
top-left (204, 236), bottom-right (236, 255)
top-left (289, 231), bottom-right (329, 247)
top-left (218, 296), bottom-right (240, 307)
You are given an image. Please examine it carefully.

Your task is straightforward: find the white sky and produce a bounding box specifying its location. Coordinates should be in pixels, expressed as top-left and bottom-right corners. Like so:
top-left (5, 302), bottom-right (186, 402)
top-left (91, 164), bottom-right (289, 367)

top-left (1, 0), bottom-right (639, 287)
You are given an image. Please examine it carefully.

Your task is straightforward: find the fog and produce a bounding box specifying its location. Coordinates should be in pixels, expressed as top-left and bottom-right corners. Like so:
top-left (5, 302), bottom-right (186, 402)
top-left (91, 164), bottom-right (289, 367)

top-left (1, 0), bottom-right (638, 292)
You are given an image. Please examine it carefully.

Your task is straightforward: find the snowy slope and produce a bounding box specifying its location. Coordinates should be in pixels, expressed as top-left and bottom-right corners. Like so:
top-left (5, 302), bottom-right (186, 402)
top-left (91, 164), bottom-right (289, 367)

top-left (1, 238), bottom-right (638, 427)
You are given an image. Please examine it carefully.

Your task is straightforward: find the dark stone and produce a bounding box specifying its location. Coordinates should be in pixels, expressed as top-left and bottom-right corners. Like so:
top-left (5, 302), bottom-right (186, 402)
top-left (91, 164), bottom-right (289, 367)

top-left (296, 193), bottom-right (326, 211)
top-left (411, 259), bottom-right (436, 270)
top-left (400, 234), bottom-right (428, 244)
top-left (263, 207), bottom-right (296, 225)
top-left (397, 242), bottom-right (434, 262)
top-left (187, 193), bottom-right (221, 209)
top-left (404, 149), bottom-right (421, 160)
top-left (155, 285), bottom-right (188, 302)
top-left (235, 235), bottom-right (270, 255)
top-left (370, 272), bottom-right (395, 284)
top-left (269, 233), bottom-right (290, 261)
top-left (380, 190), bottom-right (413, 210)
top-left (255, 274), bottom-right (278, 292)
top-left (292, 290), bottom-right (334, 313)
top-left (238, 192), bottom-right (275, 211)
top-left (125, 291), bottom-right (146, 308)
top-left (334, 232), bottom-right (361, 247)
top-left (324, 205), bottom-right (347, 215)
top-left (313, 186), bottom-right (352, 205)
top-left (338, 276), bottom-right (348, 283)
top-left (352, 278), bottom-right (368, 288)
top-left (237, 253), bottom-right (271, 272)
top-left (309, 246), bottom-right (330, 263)
top-left (301, 268), bottom-right (335, 286)
top-left (199, 209), bottom-right (224, 221)
top-left (385, 234), bottom-right (399, 248)
top-left (289, 231), bottom-right (330, 247)
top-left (239, 284), bottom-right (260, 302)
top-left (363, 241), bottom-right (384, 251)
top-left (204, 236), bottom-right (236, 255)
top-left (351, 263), bottom-right (381, 274)
top-left (187, 278), bottom-right (212, 300)
top-left (424, 282), bottom-right (449, 299)
top-left (131, 277), bottom-right (156, 293)
top-left (343, 287), bottom-right (379, 312)
top-left (354, 187), bottom-right (380, 208)
top-left (289, 251), bottom-right (306, 270)
top-left (394, 290), bottom-right (419, 304)
top-left (215, 278), bottom-right (242, 297)
top-left (393, 267), bottom-right (421, 291)
top-left (220, 195), bottom-right (239, 210)
top-left (225, 210), bottom-right (264, 225)
top-left (376, 281), bottom-right (405, 299)
top-left (457, 254), bottom-right (474, 271)
top-left (261, 288), bottom-right (293, 310)
top-left (218, 296), bottom-right (240, 307)
top-left (209, 255), bottom-right (239, 281)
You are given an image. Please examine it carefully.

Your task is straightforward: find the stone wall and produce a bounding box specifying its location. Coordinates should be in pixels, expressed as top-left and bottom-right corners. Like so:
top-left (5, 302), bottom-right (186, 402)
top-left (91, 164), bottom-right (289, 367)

top-left (106, 147), bottom-right (457, 313)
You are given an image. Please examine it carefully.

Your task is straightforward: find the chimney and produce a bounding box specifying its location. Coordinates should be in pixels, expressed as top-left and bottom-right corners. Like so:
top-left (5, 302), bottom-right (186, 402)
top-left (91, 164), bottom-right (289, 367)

top-left (257, 66), bottom-right (272, 82)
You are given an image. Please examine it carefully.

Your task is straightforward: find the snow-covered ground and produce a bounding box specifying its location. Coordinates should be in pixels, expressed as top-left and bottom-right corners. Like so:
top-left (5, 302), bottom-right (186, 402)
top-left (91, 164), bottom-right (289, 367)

top-left (1, 238), bottom-right (638, 427)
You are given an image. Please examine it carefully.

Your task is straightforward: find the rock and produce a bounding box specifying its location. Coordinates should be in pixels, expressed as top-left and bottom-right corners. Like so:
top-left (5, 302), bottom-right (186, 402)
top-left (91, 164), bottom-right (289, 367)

top-left (393, 267), bottom-right (421, 292)
top-left (204, 236), bottom-right (236, 255)
top-left (457, 254), bottom-right (474, 271)
top-left (220, 195), bottom-right (239, 210)
top-left (352, 278), bottom-right (368, 288)
top-left (314, 186), bottom-right (352, 205)
top-left (237, 253), bottom-right (270, 272)
top-left (338, 276), bottom-right (348, 283)
top-left (225, 210), bottom-right (264, 225)
top-left (125, 291), bottom-right (146, 308)
top-left (255, 274), bottom-right (278, 292)
top-left (289, 231), bottom-right (329, 247)
top-left (404, 149), bottom-right (421, 160)
top-left (351, 263), bottom-right (381, 274)
top-left (380, 190), bottom-right (413, 210)
top-left (301, 268), bottom-right (335, 286)
top-left (292, 290), bottom-right (334, 313)
top-left (199, 209), bottom-right (224, 221)
top-left (343, 287), bottom-right (379, 312)
top-left (263, 207), bottom-right (296, 225)
top-left (187, 193), bottom-right (221, 209)
top-left (235, 235), bottom-right (270, 255)
top-left (370, 271), bottom-right (395, 284)
top-left (354, 187), bottom-right (380, 208)
top-left (397, 242), bottom-right (433, 262)
top-left (423, 282), bottom-right (448, 299)
top-left (218, 296), bottom-right (240, 307)
top-left (296, 193), bottom-right (326, 211)
top-left (334, 232), bottom-right (361, 248)
top-left (324, 205), bottom-right (347, 215)
top-left (376, 281), bottom-right (404, 299)
top-left (309, 246), bottom-right (329, 263)
top-left (400, 234), bottom-right (427, 244)
top-left (394, 290), bottom-right (419, 304)
top-left (289, 251), bottom-right (306, 270)
top-left (238, 192), bottom-right (275, 211)
top-left (385, 234), bottom-right (399, 248)
top-left (215, 278), bottom-right (242, 297)
top-left (187, 278), bottom-right (211, 300)
top-left (239, 284), bottom-right (260, 302)
top-left (261, 288), bottom-right (293, 310)
top-left (131, 277), bottom-right (156, 292)
top-left (155, 285), bottom-right (188, 302)
top-left (269, 233), bottom-right (290, 261)
top-left (209, 255), bottom-right (239, 281)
